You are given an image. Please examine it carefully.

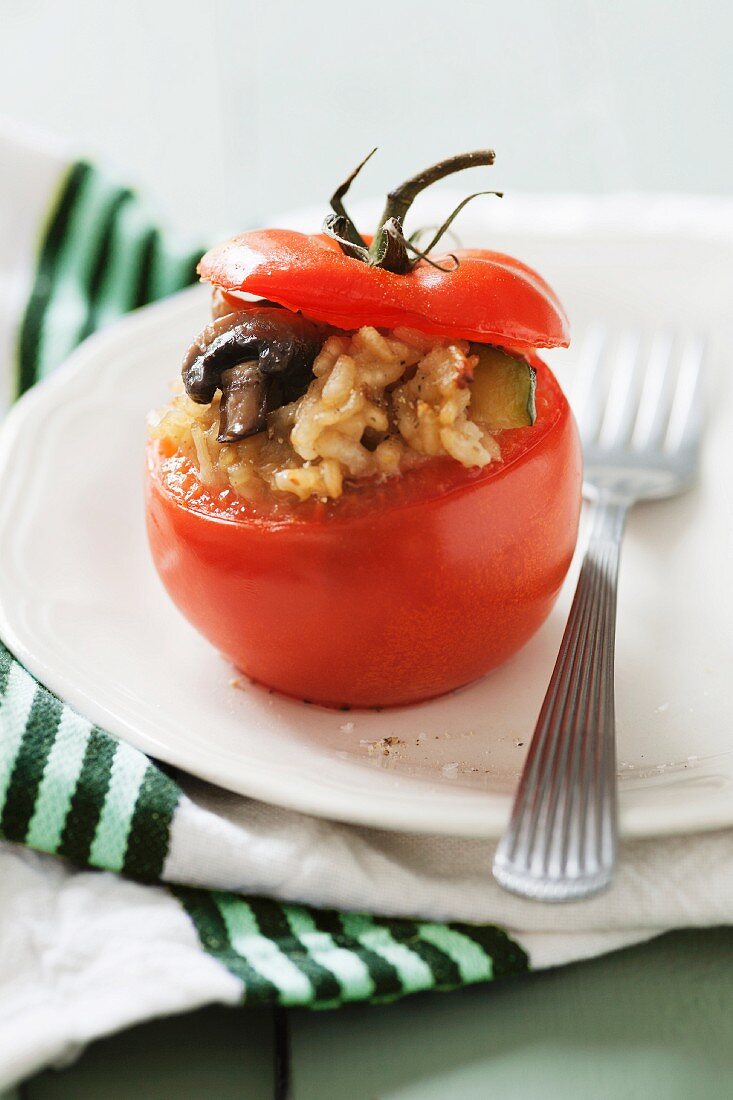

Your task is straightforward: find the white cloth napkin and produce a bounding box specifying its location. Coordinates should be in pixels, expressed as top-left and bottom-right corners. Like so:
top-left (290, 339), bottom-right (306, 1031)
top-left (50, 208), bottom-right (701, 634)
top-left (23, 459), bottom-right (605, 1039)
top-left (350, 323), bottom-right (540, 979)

top-left (170, 776), bottom-right (733, 961)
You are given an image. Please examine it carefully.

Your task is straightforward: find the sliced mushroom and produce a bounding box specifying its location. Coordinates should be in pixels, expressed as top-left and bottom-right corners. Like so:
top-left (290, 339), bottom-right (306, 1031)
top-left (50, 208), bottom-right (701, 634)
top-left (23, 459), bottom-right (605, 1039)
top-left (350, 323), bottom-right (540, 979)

top-left (218, 362), bottom-right (267, 442)
top-left (181, 308), bottom-right (328, 442)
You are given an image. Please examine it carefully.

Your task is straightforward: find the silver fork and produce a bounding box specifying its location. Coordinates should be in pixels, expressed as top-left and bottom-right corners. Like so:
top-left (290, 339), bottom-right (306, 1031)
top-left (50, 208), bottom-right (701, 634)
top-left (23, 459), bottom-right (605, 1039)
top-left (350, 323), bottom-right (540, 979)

top-left (492, 327), bottom-right (705, 902)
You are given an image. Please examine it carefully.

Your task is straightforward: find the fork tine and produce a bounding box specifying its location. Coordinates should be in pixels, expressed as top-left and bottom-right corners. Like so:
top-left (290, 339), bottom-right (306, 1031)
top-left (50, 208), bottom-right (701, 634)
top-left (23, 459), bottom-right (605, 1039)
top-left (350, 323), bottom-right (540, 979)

top-left (572, 325), bottom-right (607, 444)
top-left (631, 331), bottom-right (674, 451)
top-left (598, 331), bottom-right (641, 448)
top-left (665, 335), bottom-right (706, 453)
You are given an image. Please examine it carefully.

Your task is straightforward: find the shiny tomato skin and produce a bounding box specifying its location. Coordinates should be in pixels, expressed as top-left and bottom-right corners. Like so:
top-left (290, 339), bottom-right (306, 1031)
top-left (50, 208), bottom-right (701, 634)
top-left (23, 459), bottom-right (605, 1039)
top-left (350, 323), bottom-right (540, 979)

top-left (145, 359), bottom-right (581, 708)
top-left (199, 231), bottom-right (569, 352)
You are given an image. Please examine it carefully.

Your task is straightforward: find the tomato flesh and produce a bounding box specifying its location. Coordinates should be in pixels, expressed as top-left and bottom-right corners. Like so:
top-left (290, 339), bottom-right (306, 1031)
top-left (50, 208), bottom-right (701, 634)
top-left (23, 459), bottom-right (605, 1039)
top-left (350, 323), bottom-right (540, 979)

top-left (146, 357), bottom-right (581, 708)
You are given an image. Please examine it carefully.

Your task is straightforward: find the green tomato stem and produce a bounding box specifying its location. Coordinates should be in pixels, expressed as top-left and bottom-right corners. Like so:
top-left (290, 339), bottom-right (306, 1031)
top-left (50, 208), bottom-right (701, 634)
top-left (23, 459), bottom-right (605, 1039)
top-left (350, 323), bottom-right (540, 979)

top-left (369, 150), bottom-right (495, 266)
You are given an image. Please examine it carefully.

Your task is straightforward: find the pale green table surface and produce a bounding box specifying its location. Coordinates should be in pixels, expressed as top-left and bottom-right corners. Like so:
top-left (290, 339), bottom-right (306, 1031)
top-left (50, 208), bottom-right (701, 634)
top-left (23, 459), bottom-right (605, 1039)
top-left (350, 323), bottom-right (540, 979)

top-left (7, 928), bottom-right (733, 1099)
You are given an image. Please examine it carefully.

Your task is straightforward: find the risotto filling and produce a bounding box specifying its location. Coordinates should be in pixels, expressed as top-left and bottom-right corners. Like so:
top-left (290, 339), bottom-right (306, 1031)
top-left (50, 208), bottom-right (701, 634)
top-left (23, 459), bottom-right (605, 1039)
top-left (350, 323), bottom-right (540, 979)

top-left (150, 322), bottom-right (502, 503)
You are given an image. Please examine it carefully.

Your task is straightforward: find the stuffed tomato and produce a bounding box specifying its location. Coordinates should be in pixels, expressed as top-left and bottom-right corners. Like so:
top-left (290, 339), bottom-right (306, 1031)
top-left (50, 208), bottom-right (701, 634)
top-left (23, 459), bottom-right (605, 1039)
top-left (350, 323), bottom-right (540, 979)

top-left (146, 150), bottom-right (582, 707)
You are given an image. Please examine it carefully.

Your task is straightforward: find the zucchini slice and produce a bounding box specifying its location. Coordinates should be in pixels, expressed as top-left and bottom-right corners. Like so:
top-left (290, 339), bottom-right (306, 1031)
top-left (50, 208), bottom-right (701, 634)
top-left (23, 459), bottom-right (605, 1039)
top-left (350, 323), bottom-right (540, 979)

top-left (468, 344), bottom-right (536, 429)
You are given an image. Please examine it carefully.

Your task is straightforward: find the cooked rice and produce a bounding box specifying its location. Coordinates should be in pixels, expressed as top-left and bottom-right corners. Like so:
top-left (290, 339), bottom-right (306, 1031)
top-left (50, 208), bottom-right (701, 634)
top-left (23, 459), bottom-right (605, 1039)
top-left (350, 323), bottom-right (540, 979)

top-left (149, 325), bottom-right (501, 503)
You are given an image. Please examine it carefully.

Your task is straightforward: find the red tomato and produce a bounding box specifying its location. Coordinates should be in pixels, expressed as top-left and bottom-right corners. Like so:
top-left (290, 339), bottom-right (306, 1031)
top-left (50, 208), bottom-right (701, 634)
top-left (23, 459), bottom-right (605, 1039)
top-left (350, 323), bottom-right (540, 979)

top-left (199, 231), bottom-right (569, 352)
top-left (145, 356), bottom-right (581, 708)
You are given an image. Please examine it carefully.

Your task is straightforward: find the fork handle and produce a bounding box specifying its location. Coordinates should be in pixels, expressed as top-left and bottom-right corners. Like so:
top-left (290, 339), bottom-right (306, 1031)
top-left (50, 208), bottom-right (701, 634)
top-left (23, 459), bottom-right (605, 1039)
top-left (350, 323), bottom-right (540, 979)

top-left (493, 496), bottom-right (628, 901)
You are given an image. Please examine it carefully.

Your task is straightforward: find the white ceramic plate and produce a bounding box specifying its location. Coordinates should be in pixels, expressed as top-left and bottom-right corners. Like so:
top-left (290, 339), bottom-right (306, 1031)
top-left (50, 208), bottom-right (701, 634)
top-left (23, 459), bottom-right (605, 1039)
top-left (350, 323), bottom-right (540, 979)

top-left (1, 197), bottom-right (731, 838)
